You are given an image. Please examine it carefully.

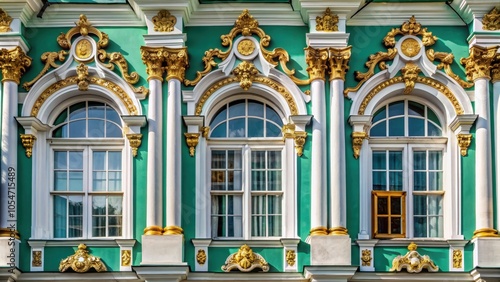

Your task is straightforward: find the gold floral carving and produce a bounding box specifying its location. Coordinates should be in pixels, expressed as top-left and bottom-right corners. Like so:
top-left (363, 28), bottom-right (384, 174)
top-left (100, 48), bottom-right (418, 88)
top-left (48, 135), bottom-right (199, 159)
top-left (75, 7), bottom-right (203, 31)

top-left (282, 123), bottom-right (295, 139)
top-left (286, 250), bottom-right (296, 267)
top-left (195, 76), bottom-right (298, 116)
top-left (352, 131), bottom-right (368, 159)
top-left (165, 48), bottom-right (189, 82)
top-left (153, 10), bottom-right (177, 32)
top-left (141, 46), bottom-right (165, 81)
top-left (401, 62), bottom-right (421, 94)
top-left (492, 55), bottom-right (500, 83)
top-left (184, 133), bottom-right (200, 157)
top-left (20, 134), bottom-right (36, 158)
top-left (75, 39), bottom-right (92, 60)
top-left (357, 76), bottom-right (464, 115)
top-left (237, 39), bottom-right (255, 56)
top-left (0, 46), bottom-right (32, 85)
top-left (185, 9), bottom-right (304, 87)
top-left (23, 51), bottom-right (67, 91)
top-left (389, 242), bottom-right (439, 273)
top-left (461, 45), bottom-right (499, 82)
top-left (143, 225), bottom-right (163, 235)
top-left (197, 249), bottom-right (207, 265)
top-left (344, 49), bottom-right (397, 96)
top-left (329, 47), bottom-right (351, 81)
top-left (310, 226), bottom-right (328, 236)
top-left (121, 250), bottom-right (131, 266)
top-left (59, 244), bottom-right (107, 273)
top-left (305, 47), bottom-right (329, 81)
top-left (426, 49), bottom-right (474, 88)
top-left (57, 15), bottom-right (109, 50)
top-left (384, 16), bottom-right (437, 47)
top-left (473, 227), bottom-right (499, 238)
top-left (98, 50), bottom-right (147, 95)
top-left (401, 38), bottom-right (421, 57)
top-left (163, 225), bottom-right (184, 235)
top-left (126, 134), bottom-right (142, 157)
top-left (482, 7), bottom-right (500, 31)
top-left (201, 126), bottom-right (210, 138)
top-left (452, 249), bottom-right (462, 269)
top-left (30, 76), bottom-right (138, 117)
top-left (233, 61), bottom-right (259, 90)
top-left (457, 134), bottom-right (472, 157)
top-left (76, 63), bottom-right (89, 91)
top-left (0, 9), bottom-right (13, 32)
top-left (316, 8), bottom-right (339, 32)
top-left (294, 131), bottom-right (307, 157)
top-left (32, 251), bottom-right (42, 267)
top-left (361, 249), bottom-right (372, 266)
top-left (221, 244), bottom-right (269, 272)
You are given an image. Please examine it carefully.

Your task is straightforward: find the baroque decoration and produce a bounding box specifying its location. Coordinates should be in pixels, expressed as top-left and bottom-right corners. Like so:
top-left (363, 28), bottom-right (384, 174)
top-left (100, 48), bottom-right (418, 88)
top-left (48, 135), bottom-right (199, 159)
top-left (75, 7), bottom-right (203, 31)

top-left (32, 251), bottom-right (42, 267)
top-left (282, 123), bottom-right (307, 157)
top-left (352, 131), bottom-right (368, 159)
top-left (316, 8), bottom-right (339, 32)
top-left (20, 134), bottom-right (36, 158)
top-left (453, 249), bottom-right (462, 269)
top-left (152, 10), bottom-right (177, 32)
top-left (482, 7), bottom-right (500, 31)
top-left (22, 14), bottom-right (147, 96)
top-left (457, 134), bottom-right (472, 157)
top-left (121, 250), bottom-right (131, 266)
top-left (286, 250), bottom-right (296, 267)
top-left (0, 46), bottom-right (32, 85)
top-left (361, 249), bottom-right (372, 266)
top-left (59, 244), bottom-right (107, 273)
top-left (221, 244), bottom-right (269, 272)
top-left (197, 249), bottom-right (207, 265)
top-left (461, 45), bottom-right (499, 82)
top-left (184, 133), bottom-right (200, 157)
top-left (141, 47), bottom-right (189, 82)
top-left (0, 9), bottom-right (12, 32)
top-left (126, 134), bottom-right (143, 157)
top-left (389, 242), bottom-right (439, 273)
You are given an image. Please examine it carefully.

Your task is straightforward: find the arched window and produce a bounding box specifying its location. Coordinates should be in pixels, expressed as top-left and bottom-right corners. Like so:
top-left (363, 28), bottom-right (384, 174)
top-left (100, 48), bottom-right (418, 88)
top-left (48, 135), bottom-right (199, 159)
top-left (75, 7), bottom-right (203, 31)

top-left (50, 101), bottom-right (125, 238)
top-left (369, 100), bottom-right (445, 238)
top-left (207, 98), bottom-right (285, 239)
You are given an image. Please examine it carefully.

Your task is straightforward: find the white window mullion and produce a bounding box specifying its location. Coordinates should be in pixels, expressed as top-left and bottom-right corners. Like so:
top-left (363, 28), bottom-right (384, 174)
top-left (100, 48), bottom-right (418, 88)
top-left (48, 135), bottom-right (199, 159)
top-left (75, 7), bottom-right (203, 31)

top-left (405, 144), bottom-right (412, 238)
top-left (243, 145), bottom-right (251, 239)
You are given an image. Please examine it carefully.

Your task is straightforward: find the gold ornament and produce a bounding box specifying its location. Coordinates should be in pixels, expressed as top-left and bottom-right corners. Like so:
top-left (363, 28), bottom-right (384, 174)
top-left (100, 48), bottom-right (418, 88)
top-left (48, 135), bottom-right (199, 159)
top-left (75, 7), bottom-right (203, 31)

top-left (352, 131), bottom-right (368, 159)
top-left (233, 61), bottom-right (259, 90)
top-left (143, 225), bottom-right (163, 235)
top-left (126, 134), bottom-right (142, 157)
top-left (221, 244), bottom-right (269, 272)
top-left (316, 8), bottom-right (339, 32)
top-left (237, 39), bottom-right (255, 56)
top-left (361, 249), bottom-right (371, 266)
top-left (163, 225), bottom-right (184, 235)
top-left (20, 134), bottom-right (36, 158)
top-left (482, 7), bottom-right (500, 31)
top-left (59, 244), bottom-right (107, 273)
top-left (32, 251), bottom-right (42, 267)
top-left (121, 250), bottom-right (131, 266)
top-left (57, 14), bottom-right (109, 50)
top-left (384, 16), bottom-right (437, 47)
top-left (201, 126), bottom-right (210, 138)
top-left (141, 46), bottom-right (165, 81)
top-left (389, 242), bottom-right (438, 273)
top-left (426, 49), bottom-right (474, 88)
top-left (309, 226), bottom-right (328, 236)
top-left (23, 51), bottom-right (67, 91)
top-left (401, 62), bottom-right (421, 95)
top-left (0, 46), bottom-right (32, 85)
top-left (282, 123), bottom-right (295, 139)
top-left (197, 249), bottom-right (207, 265)
top-left (329, 47), bottom-right (351, 81)
top-left (76, 63), bottom-right (89, 91)
top-left (461, 45), bottom-right (498, 82)
top-left (457, 134), bottom-right (472, 157)
top-left (328, 226), bottom-right (348, 236)
top-left (401, 38), bottom-right (421, 57)
top-left (294, 131), bottom-right (307, 157)
top-left (473, 227), bottom-right (499, 238)
top-left (165, 48), bottom-right (189, 82)
top-left (492, 55), bottom-right (500, 83)
top-left (452, 249), bottom-right (462, 269)
top-left (305, 47), bottom-right (329, 81)
top-left (75, 39), bottom-right (92, 60)
top-left (286, 250), bottom-right (296, 267)
top-left (0, 9), bottom-right (13, 32)
top-left (184, 133), bottom-right (200, 157)
top-left (153, 10), bottom-right (177, 32)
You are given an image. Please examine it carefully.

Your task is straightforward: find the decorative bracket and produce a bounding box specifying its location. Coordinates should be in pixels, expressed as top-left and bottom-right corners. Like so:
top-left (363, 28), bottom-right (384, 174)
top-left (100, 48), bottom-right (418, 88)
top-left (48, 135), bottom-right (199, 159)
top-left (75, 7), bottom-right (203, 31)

top-left (389, 242), bottom-right (439, 273)
top-left (184, 133), bottom-right (201, 157)
top-left (352, 131), bottom-right (368, 159)
top-left (482, 7), bottom-right (500, 31)
top-left (20, 134), bottom-right (36, 158)
top-left (126, 134), bottom-right (142, 157)
top-left (457, 134), bottom-right (472, 157)
top-left (282, 123), bottom-right (308, 157)
top-left (59, 244), bottom-right (107, 273)
top-left (221, 244), bottom-right (269, 272)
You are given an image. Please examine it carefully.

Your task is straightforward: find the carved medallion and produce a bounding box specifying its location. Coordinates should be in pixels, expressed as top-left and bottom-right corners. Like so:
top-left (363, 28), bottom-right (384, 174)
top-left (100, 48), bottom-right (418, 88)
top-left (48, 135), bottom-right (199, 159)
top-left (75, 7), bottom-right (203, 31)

top-left (401, 38), bottom-right (421, 57)
top-left (59, 244), bottom-right (107, 273)
top-left (121, 250), bottom-right (131, 266)
top-left (221, 244), bottom-right (269, 272)
top-left (32, 251), bottom-right (42, 267)
top-left (237, 39), bottom-right (255, 56)
top-left (75, 39), bottom-right (93, 60)
top-left (197, 249), bottom-right (207, 265)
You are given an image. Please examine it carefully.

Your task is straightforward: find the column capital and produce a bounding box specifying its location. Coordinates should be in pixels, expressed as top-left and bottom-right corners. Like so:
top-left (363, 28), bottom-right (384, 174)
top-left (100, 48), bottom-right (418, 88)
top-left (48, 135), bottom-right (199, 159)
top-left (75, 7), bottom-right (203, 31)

top-left (140, 46), bottom-right (165, 82)
top-left (461, 45), bottom-right (498, 82)
top-left (0, 46), bottom-right (32, 85)
top-left (305, 46), bottom-right (328, 81)
top-left (492, 55), bottom-right (500, 83)
top-left (0, 8), bottom-right (12, 32)
top-left (328, 46), bottom-right (351, 81)
top-left (164, 47), bottom-right (189, 82)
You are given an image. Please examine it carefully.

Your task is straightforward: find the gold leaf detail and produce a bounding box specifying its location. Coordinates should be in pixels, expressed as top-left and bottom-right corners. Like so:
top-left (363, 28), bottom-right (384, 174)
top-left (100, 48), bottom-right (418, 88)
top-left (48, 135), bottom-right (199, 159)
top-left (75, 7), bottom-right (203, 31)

top-left (221, 244), bottom-right (269, 272)
top-left (383, 16), bottom-right (437, 47)
top-left (305, 47), bottom-right (329, 81)
top-left (452, 249), bottom-right (462, 269)
top-left (352, 131), bottom-right (368, 159)
top-left (153, 10), bottom-right (177, 32)
top-left (0, 9), bottom-right (13, 32)
top-left (461, 45), bottom-right (498, 82)
top-left (184, 133), bottom-right (200, 157)
top-left (294, 131), bottom-right (307, 157)
top-left (233, 61), bottom-right (259, 90)
top-left (361, 249), bottom-right (372, 266)
top-left (23, 51), bottom-right (67, 91)
top-left (76, 63), bottom-right (89, 91)
top-left (401, 62), bottom-right (421, 95)
top-left (75, 39), bottom-right (92, 60)
top-left (20, 134), bottom-right (36, 158)
top-left (237, 39), bottom-right (255, 56)
top-left (59, 244), bottom-right (107, 273)
top-left (316, 8), bottom-right (339, 32)
top-left (197, 249), bottom-right (207, 265)
top-left (121, 250), bottom-right (131, 266)
top-left (329, 46), bottom-right (351, 81)
top-left (165, 48), bottom-right (189, 82)
top-left (286, 250), bottom-right (296, 267)
top-left (401, 38), bottom-right (421, 57)
top-left (482, 7), bottom-right (500, 31)
top-left (389, 242), bottom-right (439, 273)
top-left (126, 134), bottom-right (142, 157)
top-left (427, 49), bottom-right (474, 88)
top-left (32, 251), bottom-right (42, 267)
top-left (457, 134), bottom-right (472, 157)
top-left (0, 46), bottom-right (32, 85)
top-left (58, 15), bottom-right (109, 50)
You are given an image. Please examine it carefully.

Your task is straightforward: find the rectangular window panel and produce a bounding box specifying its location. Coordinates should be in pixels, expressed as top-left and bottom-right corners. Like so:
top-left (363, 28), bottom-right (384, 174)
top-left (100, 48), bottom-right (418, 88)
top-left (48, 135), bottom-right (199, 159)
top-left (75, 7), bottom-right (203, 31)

top-left (372, 191), bottom-right (406, 238)
top-left (68, 196), bottom-right (83, 238)
top-left (54, 195), bottom-right (67, 238)
top-left (211, 195), bottom-right (242, 238)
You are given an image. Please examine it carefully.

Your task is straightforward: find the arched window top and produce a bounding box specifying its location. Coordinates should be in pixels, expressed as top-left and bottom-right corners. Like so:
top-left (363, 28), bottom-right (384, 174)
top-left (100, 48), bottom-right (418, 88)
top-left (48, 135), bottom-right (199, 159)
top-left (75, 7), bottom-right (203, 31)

top-left (52, 101), bottom-right (122, 138)
top-left (370, 100), bottom-right (442, 137)
top-left (209, 99), bottom-right (284, 139)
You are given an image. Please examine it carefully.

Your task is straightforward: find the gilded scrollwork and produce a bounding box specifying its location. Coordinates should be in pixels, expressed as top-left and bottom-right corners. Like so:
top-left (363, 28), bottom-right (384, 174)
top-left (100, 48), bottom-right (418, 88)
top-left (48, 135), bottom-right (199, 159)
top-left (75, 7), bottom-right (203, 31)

top-left (316, 8), bottom-right (339, 32)
top-left (0, 46), bottom-right (32, 85)
top-left (384, 16), bottom-right (437, 47)
top-left (59, 244), bottom-right (107, 273)
top-left (153, 10), bottom-right (177, 32)
top-left (461, 45), bottom-right (499, 82)
top-left (121, 250), bottom-right (131, 266)
top-left (233, 61), bottom-right (259, 90)
top-left (286, 250), bottom-right (296, 267)
top-left (352, 131), bottom-right (368, 159)
top-left (452, 249), bottom-right (462, 269)
top-left (20, 134), bottom-right (36, 158)
top-left (457, 134), bottom-right (472, 157)
top-left (492, 54), bottom-right (500, 83)
top-left (23, 51), bottom-right (67, 91)
top-left (184, 133), bottom-right (200, 157)
top-left (165, 48), bottom-right (189, 82)
top-left (57, 15), bottom-right (109, 50)
top-left (389, 242), bottom-right (439, 273)
top-left (328, 47), bottom-right (351, 81)
top-left (76, 63), bottom-right (89, 91)
top-left (427, 49), bottom-right (474, 88)
top-left (197, 249), bottom-right (207, 265)
top-left (221, 244), bottom-right (269, 272)
top-left (482, 7), bottom-right (500, 31)
top-left (0, 9), bottom-right (13, 32)
top-left (126, 134), bottom-right (142, 157)
top-left (361, 249), bottom-right (372, 266)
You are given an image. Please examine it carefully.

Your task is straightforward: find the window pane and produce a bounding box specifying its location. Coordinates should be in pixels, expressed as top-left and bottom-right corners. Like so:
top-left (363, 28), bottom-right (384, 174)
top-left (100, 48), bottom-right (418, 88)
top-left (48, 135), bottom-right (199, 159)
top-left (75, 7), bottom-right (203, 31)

top-left (92, 196), bottom-right (106, 215)
top-left (388, 171), bottom-right (402, 191)
top-left (389, 151), bottom-right (402, 170)
top-left (252, 216), bottom-right (266, 237)
top-left (377, 197), bottom-right (388, 215)
top-left (229, 101), bottom-right (245, 118)
top-left (69, 102), bottom-right (86, 120)
top-left (414, 171), bottom-right (426, 191)
top-left (266, 121), bottom-right (282, 137)
top-left (211, 123), bottom-right (227, 138)
top-left (429, 216), bottom-right (443, 237)
top-left (106, 106), bottom-right (121, 125)
top-left (413, 151), bottom-right (426, 170)
top-left (389, 118), bottom-right (404, 136)
top-left (88, 102), bottom-right (105, 119)
top-left (54, 171), bottom-right (67, 191)
top-left (408, 101), bottom-right (425, 117)
top-left (414, 217), bottom-right (427, 237)
top-left (52, 125), bottom-right (67, 138)
top-left (268, 171), bottom-right (282, 191)
top-left (268, 151), bottom-right (281, 169)
top-left (248, 118), bottom-right (264, 137)
top-left (252, 196), bottom-right (266, 215)
top-left (92, 216), bottom-right (106, 237)
top-left (212, 151), bottom-right (226, 169)
top-left (372, 107), bottom-right (386, 124)
top-left (108, 171), bottom-right (122, 191)
top-left (370, 122), bottom-right (386, 137)
top-left (209, 107), bottom-right (227, 129)
top-left (266, 106), bottom-right (282, 127)
top-left (413, 195), bottom-right (426, 215)
top-left (54, 108), bottom-right (68, 125)
top-left (429, 151), bottom-right (442, 170)
top-left (268, 195), bottom-right (282, 214)
top-left (69, 172), bottom-right (83, 191)
top-left (68, 196), bottom-right (83, 238)
top-left (248, 101), bottom-right (264, 118)
top-left (93, 151), bottom-right (106, 171)
top-left (88, 120), bottom-right (105, 137)
top-left (228, 150), bottom-right (241, 169)
top-left (372, 171), bottom-right (386, 190)
top-left (228, 195), bottom-right (242, 216)
top-left (428, 195), bottom-right (442, 216)
top-left (69, 120), bottom-right (86, 138)
top-left (408, 117), bottom-right (425, 136)
top-left (429, 172), bottom-right (442, 191)
top-left (54, 196), bottom-right (67, 238)
top-left (54, 151), bottom-right (67, 169)
top-left (108, 152), bottom-right (122, 171)
top-left (211, 195), bottom-right (225, 215)
top-left (252, 151), bottom-right (265, 169)
top-left (377, 218), bottom-right (388, 234)
top-left (372, 152), bottom-right (386, 170)
top-left (106, 122), bottom-right (122, 138)
top-left (391, 217), bottom-right (401, 234)
top-left (427, 107), bottom-right (441, 127)
top-left (211, 171), bottom-right (225, 190)
top-left (69, 152), bottom-right (83, 170)
top-left (109, 196), bottom-right (123, 215)
top-left (251, 170), bottom-right (265, 191)
top-left (68, 216), bottom-right (83, 238)
top-left (93, 171), bottom-right (106, 191)
top-left (268, 215), bottom-right (282, 236)
top-left (388, 101), bottom-right (404, 116)
top-left (391, 197), bottom-right (401, 214)
top-left (427, 122), bottom-right (442, 136)
top-left (108, 216), bottom-right (122, 236)
top-left (228, 118), bottom-right (245, 137)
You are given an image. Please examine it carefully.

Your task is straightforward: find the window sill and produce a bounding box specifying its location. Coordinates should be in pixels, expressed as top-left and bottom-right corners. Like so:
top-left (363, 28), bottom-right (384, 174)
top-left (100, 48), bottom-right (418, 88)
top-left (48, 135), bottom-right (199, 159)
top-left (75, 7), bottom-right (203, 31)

top-left (28, 239), bottom-right (136, 247)
top-left (192, 238), bottom-right (300, 248)
top-left (356, 238), bottom-right (469, 248)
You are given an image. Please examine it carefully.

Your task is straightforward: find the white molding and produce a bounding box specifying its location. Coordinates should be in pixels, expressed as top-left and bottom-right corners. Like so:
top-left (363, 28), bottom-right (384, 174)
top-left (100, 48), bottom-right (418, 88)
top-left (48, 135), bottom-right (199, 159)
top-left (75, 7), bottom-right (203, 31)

top-left (186, 272), bottom-right (307, 281)
top-left (306, 33), bottom-right (350, 49)
top-left (16, 272), bottom-right (141, 281)
top-left (209, 239), bottom-right (290, 248)
top-left (192, 239), bottom-right (211, 272)
top-left (31, 239), bottom-right (129, 247)
top-left (352, 272), bottom-right (473, 281)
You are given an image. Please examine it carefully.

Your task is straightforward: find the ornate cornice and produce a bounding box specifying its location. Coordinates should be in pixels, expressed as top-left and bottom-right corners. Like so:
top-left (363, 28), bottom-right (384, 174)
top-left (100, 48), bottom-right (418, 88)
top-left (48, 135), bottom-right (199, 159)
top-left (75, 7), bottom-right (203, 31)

top-left (20, 134), bottom-right (36, 158)
top-left (59, 244), bottom-right (107, 273)
top-left (165, 47), bottom-right (189, 82)
top-left (126, 133), bottom-right (142, 157)
top-left (152, 10), bottom-right (177, 32)
top-left (140, 46), bottom-right (164, 82)
top-left (233, 61), bottom-right (259, 90)
top-left (184, 133), bottom-right (200, 157)
top-left (0, 46), bottom-right (32, 84)
top-left (457, 134), bottom-right (472, 157)
top-left (461, 45), bottom-right (498, 82)
top-left (482, 7), bottom-right (500, 31)
top-left (221, 244), bottom-right (269, 272)
top-left (305, 47), bottom-right (328, 81)
top-left (315, 8), bottom-right (339, 32)
top-left (401, 62), bottom-right (421, 95)
top-left (0, 9), bottom-right (13, 33)
top-left (328, 47), bottom-right (351, 81)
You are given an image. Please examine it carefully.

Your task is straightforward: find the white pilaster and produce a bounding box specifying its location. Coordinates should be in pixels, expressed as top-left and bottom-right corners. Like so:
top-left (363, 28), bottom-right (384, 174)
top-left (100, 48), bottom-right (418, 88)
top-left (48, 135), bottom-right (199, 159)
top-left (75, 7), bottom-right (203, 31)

top-left (192, 239), bottom-right (211, 272)
top-left (281, 238), bottom-right (300, 272)
top-left (27, 241), bottom-right (46, 271)
top-left (357, 240), bottom-right (378, 272)
top-left (495, 80), bottom-right (500, 232)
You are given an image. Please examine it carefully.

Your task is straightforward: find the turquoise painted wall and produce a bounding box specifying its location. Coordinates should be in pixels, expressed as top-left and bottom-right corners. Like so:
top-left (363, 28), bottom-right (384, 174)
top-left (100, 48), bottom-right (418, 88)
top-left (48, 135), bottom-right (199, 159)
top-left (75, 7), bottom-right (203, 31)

top-left (43, 246), bottom-right (120, 271)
